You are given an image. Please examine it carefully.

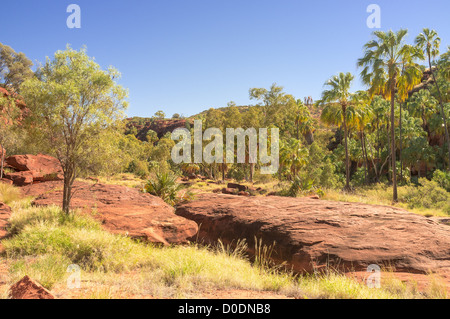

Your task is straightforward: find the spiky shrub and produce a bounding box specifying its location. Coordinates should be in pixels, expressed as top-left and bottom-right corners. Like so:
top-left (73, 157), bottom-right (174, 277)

top-left (144, 171), bottom-right (189, 206)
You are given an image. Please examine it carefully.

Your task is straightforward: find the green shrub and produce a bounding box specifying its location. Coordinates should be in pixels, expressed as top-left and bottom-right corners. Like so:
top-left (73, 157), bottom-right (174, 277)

top-left (144, 171), bottom-right (191, 206)
top-left (403, 179), bottom-right (450, 214)
top-left (432, 170), bottom-right (450, 192)
top-left (126, 159), bottom-right (150, 178)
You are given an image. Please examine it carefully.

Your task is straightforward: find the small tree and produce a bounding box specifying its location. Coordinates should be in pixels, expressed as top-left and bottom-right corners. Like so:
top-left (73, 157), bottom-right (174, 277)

top-left (154, 110), bottom-right (165, 119)
top-left (21, 46), bottom-right (128, 214)
top-left (0, 42), bottom-right (34, 93)
top-left (0, 94), bottom-right (20, 178)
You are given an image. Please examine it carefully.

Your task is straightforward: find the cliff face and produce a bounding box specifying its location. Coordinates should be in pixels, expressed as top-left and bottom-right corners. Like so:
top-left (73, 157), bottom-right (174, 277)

top-left (126, 118), bottom-right (192, 141)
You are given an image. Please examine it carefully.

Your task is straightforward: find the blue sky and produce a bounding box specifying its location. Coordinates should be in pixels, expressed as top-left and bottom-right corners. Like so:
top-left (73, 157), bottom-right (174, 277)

top-left (1, 0), bottom-right (449, 117)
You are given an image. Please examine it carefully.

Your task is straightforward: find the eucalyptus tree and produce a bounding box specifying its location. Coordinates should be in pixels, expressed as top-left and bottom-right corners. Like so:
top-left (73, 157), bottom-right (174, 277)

top-left (0, 43), bottom-right (34, 93)
top-left (416, 29), bottom-right (450, 170)
top-left (318, 72), bottom-right (356, 190)
top-left (21, 47), bottom-right (128, 214)
top-left (358, 29), bottom-right (423, 201)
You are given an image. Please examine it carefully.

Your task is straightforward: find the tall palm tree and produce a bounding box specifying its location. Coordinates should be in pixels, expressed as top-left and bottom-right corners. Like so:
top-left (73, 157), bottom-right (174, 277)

top-left (318, 72), bottom-right (355, 190)
top-left (358, 29), bottom-right (422, 201)
top-left (350, 91), bottom-right (373, 184)
top-left (294, 99), bottom-right (315, 144)
top-left (415, 28), bottom-right (450, 170)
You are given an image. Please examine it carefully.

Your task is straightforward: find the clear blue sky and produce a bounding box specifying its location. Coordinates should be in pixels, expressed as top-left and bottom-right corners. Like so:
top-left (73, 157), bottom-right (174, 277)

top-left (1, 0), bottom-right (449, 117)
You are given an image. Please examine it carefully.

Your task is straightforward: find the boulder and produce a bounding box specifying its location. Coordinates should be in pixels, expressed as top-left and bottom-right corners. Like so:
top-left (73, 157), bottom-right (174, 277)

top-left (227, 183), bottom-right (247, 192)
top-left (4, 171), bottom-right (33, 186)
top-left (5, 154), bottom-right (62, 175)
top-left (176, 194), bottom-right (450, 274)
top-left (0, 202), bottom-right (11, 239)
top-left (22, 181), bottom-right (198, 245)
top-left (222, 188), bottom-right (236, 195)
top-left (4, 154), bottom-right (63, 186)
top-left (9, 276), bottom-right (55, 299)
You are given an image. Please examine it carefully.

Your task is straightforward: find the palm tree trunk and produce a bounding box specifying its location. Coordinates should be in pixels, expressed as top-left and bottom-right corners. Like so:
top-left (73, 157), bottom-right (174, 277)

top-left (391, 78), bottom-right (398, 202)
top-left (361, 131), bottom-right (367, 184)
top-left (429, 56), bottom-right (450, 171)
top-left (399, 102), bottom-right (403, 181)
top-left (343, 105), bottom-right (350, 190)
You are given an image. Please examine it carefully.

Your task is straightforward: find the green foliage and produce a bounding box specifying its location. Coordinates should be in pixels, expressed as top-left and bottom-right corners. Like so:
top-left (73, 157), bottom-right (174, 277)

top-left (432, 169), bottom-right (450, 192)
top-left (0, 42), bottom-right (34, 92)
top-left (154, 110), bottom-right (165, 119)
top-left (20, 46), bottom-right (128, 213)
top-left (144, 171), bottom-right (189, 206)
top-left (403, 179), bottom-right (450, 214)
top-left (4, 205), bottom-right (150, 273)
top-left (126, 159), bottom-right (150, 178)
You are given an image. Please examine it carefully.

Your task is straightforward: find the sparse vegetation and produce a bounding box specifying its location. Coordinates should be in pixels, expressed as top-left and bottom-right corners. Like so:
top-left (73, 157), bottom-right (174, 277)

top-left (1, 196), bottom-right (445, 299)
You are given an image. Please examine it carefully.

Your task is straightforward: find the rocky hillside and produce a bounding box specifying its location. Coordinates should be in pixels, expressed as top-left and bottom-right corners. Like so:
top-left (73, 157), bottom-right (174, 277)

top-left (126, 118), bottom-right (191, 141)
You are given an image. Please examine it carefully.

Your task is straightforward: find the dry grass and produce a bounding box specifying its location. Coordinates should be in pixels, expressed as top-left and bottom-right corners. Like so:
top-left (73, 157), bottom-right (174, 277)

top-left (0, 183), bottom-right (22, 205)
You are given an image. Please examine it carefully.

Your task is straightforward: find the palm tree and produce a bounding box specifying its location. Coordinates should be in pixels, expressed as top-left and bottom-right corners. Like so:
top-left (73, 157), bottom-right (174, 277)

top-left (294, 99), bottom-right (315, 144)
top-left (318, 72), bottom-right (355, 190)
top-left (358, 29), bottom-right (422, 201)
top-left (415, 28), bottom-right (450, 170)
top-left (350, 91), bottom-right (373, 184)
top-left (280, 138), bottom-right (308, 180)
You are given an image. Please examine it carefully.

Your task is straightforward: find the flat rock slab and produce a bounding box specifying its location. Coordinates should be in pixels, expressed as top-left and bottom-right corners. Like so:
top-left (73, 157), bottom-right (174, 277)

top-left (22, 181), bottom-right (198, 245)
top-left (176, 194), bottom-right (450, 274)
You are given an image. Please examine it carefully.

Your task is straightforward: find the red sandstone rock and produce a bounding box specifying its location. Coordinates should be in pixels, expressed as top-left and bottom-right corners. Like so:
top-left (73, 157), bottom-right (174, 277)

top-left (222, 188), bottom-right (236, 195)
top-left (4, 171), bottom-right (33, 186)
top-left (227, 183), bottom-right (248, 192)
top-left (0, 202), bottom-right (11, 239)
top-left (5, 154), bottom-right (62, 175)
top-left (9, 275), bottom-right (55, 299)
top-left (4, 154), bottom-right (63, 186)
top-left (176, 194), bottom-right (450, 274)
top-left (22, 181), bottom-right (198, 245)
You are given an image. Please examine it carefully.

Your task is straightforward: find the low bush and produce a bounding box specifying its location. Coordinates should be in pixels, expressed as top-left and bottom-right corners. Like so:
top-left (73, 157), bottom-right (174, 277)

top-left (402, 178), bottom-right (450, 214)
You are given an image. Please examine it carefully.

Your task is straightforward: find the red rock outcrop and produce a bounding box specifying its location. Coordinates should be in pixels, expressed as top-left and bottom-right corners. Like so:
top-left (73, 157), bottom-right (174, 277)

top-left (176, 194), bottom-right (450, 274)
top-left (9, 275), bottom-right (55, 299)
top-left (22, 181), bottom-right (198, 245)
top-left (4, 171), bottom-right (33, 186)
top-left (3, 154), bottom-right (63, 186)
top-left (127, 118), bottom-right (192, 141)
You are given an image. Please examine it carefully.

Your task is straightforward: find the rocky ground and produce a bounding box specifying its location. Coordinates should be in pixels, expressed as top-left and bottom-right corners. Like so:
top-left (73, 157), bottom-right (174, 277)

top-left (21, 181), bottom-right (198, 246)
top-left (176, 193), bottom-right (450, 291)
